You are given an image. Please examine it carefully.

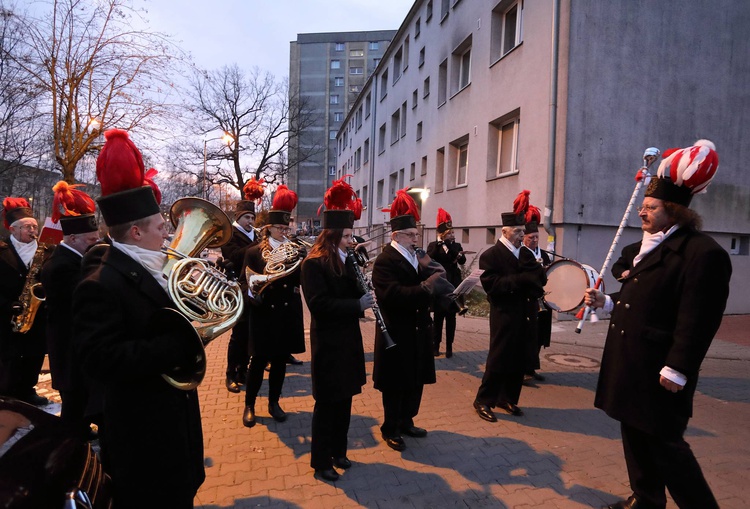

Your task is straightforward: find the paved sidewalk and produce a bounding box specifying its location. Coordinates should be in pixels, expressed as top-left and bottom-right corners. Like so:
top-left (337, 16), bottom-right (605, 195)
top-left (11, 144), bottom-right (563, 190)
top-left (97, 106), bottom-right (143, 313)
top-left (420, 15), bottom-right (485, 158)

top-left (185, 312), bottom-right (750, 509)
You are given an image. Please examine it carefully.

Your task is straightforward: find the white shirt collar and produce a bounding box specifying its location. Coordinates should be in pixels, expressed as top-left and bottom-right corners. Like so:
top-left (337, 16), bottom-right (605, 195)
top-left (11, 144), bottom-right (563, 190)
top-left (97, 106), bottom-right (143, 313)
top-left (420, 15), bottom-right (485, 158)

top-left (390, 240), bottom-right (418, 270)
top-left (60, 242), bottom-right (83, 258)
top-left (499, 236), bottom-right (520, 259)
top-left (233, 221), bottom-right (255, 241)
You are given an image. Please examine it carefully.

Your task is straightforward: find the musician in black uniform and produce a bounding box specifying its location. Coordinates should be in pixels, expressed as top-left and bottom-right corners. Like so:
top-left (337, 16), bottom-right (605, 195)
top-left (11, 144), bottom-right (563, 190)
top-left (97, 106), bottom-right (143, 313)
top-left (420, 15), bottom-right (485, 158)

top-left (221, 180), bottom-right (262, 393)
top-left (426, 208), bottom-right (466, 358)
top-left (300, 178), bottom-right (372, 481)
top-left (473, 192), bottom-right (546, 422)
top-left (73, 129), bottom-right (205, 508)
top-left (40, 182), bottom-right (100, 433)
top-left (372, 189), bottom-right (440, 452)
top-left (522, 218), bottom-right (552, 383)
top-left (242, 185), bottom-right (305, 427)
top-left (0, 198), bottom-right (53, 406)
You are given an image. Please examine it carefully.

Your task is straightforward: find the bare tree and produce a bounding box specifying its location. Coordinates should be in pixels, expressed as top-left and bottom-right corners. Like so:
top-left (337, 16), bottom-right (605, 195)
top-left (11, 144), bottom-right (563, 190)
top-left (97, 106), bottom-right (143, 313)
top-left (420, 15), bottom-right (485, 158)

top-left (184, 64), bottom-right (320, 198)
top-left (2, 0), bottom-right (185, 183)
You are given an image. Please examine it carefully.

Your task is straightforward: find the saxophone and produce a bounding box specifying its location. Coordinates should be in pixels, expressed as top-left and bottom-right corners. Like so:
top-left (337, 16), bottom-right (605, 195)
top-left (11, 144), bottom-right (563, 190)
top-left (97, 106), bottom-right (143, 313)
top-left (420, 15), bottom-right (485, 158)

top-left (12, 242), bottom-right (47, 334)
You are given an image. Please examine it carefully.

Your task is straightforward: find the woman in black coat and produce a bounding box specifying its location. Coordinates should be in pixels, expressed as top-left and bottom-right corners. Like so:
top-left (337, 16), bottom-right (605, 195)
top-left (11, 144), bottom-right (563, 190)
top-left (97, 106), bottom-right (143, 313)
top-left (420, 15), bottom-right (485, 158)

top-left (300, 222), bottom-right (373, 482)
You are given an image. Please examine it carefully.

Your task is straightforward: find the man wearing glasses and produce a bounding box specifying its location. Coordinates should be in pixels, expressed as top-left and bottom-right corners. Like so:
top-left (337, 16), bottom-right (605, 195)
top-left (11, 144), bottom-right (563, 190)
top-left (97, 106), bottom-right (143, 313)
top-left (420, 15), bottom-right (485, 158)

top-left (0, 198), bottom-right (53, 406)
top-left (371, 189), bottom-right (442, 452)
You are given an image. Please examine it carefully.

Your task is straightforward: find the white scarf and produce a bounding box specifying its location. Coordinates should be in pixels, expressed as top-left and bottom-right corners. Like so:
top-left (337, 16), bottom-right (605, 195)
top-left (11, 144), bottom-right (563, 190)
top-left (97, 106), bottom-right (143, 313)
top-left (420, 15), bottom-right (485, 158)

top-left (10, 236), bottom-right (37, 268)
top-left (391, 240), bottom-right (418, 271)
top-left (233, 221), bottom-right (256, 242)
top-left (499, 236), bottom-right (520, 259)
top-left (633, 224), bottom-right (679, 267)
top-left (268, 236), bottom-right (284, 250)
top-left (112, 240), bottom-right (169, 292)
top-left (338, 247), bottom-right (348, 264)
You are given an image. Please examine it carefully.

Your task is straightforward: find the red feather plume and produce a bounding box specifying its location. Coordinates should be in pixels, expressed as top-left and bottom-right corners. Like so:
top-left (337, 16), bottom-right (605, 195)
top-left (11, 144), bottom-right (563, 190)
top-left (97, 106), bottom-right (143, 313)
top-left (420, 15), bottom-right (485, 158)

top-left (389, 187), bottom-right (420, 222)
top-left (243, 177), bottom-right (265, 202)
top-left (525, 204), bottom-right (541, 224)
top-left (513, 190), bottom-right (530, 216)
top-left (143, 168), bottom-right (162, 205)
top-left (324, 175), bottom-right (356, 210)
top-left (2, 197), bottom-right (31, 229)
top-left (51, 181), bottom-right (96, 223)
top-left (436, 208), bottom-right (451, 227)
top-left (96, 129), bottom-right (145, 197)
top-left (271, 185), bottom-right (298, 212)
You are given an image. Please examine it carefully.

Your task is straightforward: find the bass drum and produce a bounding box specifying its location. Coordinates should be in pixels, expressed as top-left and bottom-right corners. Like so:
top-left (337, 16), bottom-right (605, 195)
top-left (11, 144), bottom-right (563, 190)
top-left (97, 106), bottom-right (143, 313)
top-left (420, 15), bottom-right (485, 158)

top-left (543, 260), bottom-right (603, 312)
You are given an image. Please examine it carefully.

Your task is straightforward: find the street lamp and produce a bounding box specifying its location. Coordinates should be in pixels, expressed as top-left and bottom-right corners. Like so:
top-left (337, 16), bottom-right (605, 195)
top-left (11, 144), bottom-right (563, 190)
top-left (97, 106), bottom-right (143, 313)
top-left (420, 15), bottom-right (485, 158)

top-left (203, 132), bottom-right (234, 200)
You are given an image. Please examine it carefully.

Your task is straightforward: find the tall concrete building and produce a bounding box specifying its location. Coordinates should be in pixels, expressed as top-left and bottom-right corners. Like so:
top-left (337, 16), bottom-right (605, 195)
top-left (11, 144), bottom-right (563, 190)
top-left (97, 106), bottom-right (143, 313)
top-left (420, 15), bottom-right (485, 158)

top-left (288, 30), bottom-right (397, 227)
top-left (337, 0), bottom-right (750, 313)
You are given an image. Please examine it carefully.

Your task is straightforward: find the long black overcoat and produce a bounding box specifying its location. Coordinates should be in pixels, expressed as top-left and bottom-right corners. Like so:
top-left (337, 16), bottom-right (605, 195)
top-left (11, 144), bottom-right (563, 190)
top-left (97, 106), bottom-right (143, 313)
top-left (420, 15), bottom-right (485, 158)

top-left (371, 245), bottom-right (436, 391)
top-left (72, 246), bottom-right (205, 506)
top-left (426, 239), bottom-right (466, 287)
top-left (300, 255), bottom-right (366, 401)
top-left (221, 226), bottom-right (258, 284)
top-left (244, 240), bottom-right (305, 357)
top-left (479, 242), bottom-right (544, 373)
top-left (40, 245), bottom-right (83, 391)
top-left (595, 228), bottom-right (731, 436)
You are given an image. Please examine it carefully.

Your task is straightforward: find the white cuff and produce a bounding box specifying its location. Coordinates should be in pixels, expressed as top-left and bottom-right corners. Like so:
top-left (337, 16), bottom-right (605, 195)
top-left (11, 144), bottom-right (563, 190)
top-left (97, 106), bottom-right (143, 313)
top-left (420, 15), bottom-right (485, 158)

top-left (603, 294), bottom-right (614, 314)
top-left (659, 366), bottom-right (687, 387)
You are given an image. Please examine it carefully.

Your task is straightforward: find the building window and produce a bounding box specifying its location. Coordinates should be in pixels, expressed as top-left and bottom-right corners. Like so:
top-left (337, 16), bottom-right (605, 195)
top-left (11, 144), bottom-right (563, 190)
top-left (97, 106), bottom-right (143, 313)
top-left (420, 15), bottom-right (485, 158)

top-left (412, 89), bottom-right (419, 109)
top-left (461, 228), bottom-right (469, 244)
top-left (426, 0), bottom-right (433, 21)
top-left (415, 17), bottom-right (421, 38)
top-left (393, 47), bottom-right (403, 83)
top-left (410, 162), bottom-right (416, 181)
top-left (391, 109), bottom-right (400, 144)
top-left (489, 113), bottom-right (521, 177)
top-left (423, 76), bottom-right (430, 98)
top-left (350, 49), bottom-right (364, 57)
top-left (362, 185), bottom-right (368, 208)
top-left (377, 179), bottom-right (384, 207)
top-left (416, 121), bottom-right (423, 141)
top-left (365, 93), bottom-right (372, 118)
top-left (421, 155), bottom-right (428, 176)
top-left (350, 66), bottom-right (363, 75)
top-left (334, 77), bottom-right (344, 87)
top-left (378, 123), bottom-right (386, 153)
top-left (455, 141), bottom-right (468, 186)
top-left (330, 94), bottom-right (339, 104)
top-left (355, 147), bottom-right (362, 170)
top-left (329, 130), bottom-right (337, 140)
top-left (329, 165), bottom-right (336, 176)
top-left (451, 35), bottom-right (472, 94)
top-left (730, 236), bottom-right (749, 255)
top-left (356, 106), bottom-right (363, 128)
top-left (331, 60), bottom-right (341, 69)
top-left (440, 0), bottom-right (450, 21)
top-left (486, 227), bottom-right (496, 245)
top-left (403, 36), bottom-right (410, 70)
top-left (419, 47), bottom-right (425, 67)
top-left (491, 0), bottom-right (523, 61)
top-left (380, 69), bottom-right (389, 100)
top-left (401, 102), bottom-right (407, 139)
top-left (349, 84), bottom-right (361, 93)
top-left (438, 58), bottom-right (448, 105)
top-left (459, 47), bottom-right (471, 89)
top-left (333, 112), bottom-right (344, 122)
top-left (364, 138), bottom-right (370, 163)
top-left (369, 41), bottom-right (380, 50)
top-left (389, 172), bottom-right (398, 202)
top-left (335, 43), bottom-right (345, 51)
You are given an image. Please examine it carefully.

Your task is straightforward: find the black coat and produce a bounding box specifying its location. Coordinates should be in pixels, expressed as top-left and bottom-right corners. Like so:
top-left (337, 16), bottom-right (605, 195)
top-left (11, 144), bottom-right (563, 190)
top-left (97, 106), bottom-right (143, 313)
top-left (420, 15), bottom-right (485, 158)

top-left (595, 228), bottom-right (731, 436)
top-left (479, 241), bottom-right (546, 373)
top-left (244, 239), bottom-right (305, 357)
top-left (72, 245), bottom-right (204, 505)
top-left (611, 241), bottom-right (640, 280)
top-left (40, 245), bottom-right (84, 391)
top-left (426, 239), bottom-right (466, 287)
top-left (221, 225), bottom-right (258, 283)
top-left (0, 239), bottom-right (52, 360)
top-left (301, 255), bottom-right (366, 401)
top-left (371, 245), bottom-right (436, 391)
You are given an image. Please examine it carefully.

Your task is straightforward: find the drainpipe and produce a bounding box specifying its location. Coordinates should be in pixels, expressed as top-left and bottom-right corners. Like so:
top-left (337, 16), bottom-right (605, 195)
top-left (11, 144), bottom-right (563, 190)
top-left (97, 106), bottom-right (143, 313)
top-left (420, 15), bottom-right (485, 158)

top-left (367, 76), bottom-right (379, 235)
top-left (544, 0), bottom-right (561, 247)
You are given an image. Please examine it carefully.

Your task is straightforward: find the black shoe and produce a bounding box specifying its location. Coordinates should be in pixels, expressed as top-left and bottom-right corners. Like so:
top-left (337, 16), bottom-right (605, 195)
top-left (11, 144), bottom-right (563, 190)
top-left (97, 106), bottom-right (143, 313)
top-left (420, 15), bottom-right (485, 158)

top-left (333, 457), bottom-right (352, 469)
top-left (445, 347), bottom-right (453, 358)
top-left (287, 354), bottom-right (303, 365)
top-left (23, 394), bottom-right (49, 406)
top-left (523, 374), bottom-right (535, 387)
top-left (268, 401), bottom-right (287, 422)
top-left (226, 377), bottom-right (242, 393)
top-left (433, 349), bottom-right (441, 357)
top-left (532, 372), bottom-right (546, 382)
top-left (242, 406), bottom-right (256, 428)
top-left (603, 495), bottom-right (640, 509)
top-left (314, 468), bottom-right (339, 481)
top-left (381, 434), bottom-right (406, 451)
top-left (401, 426), bottom-right (428, 438)
top-left (497, 401), bottom-right (524, 416)
top-left (457, 306), bottom-right (469, 316)
top-left (473, 401), bottom-right (497, 422)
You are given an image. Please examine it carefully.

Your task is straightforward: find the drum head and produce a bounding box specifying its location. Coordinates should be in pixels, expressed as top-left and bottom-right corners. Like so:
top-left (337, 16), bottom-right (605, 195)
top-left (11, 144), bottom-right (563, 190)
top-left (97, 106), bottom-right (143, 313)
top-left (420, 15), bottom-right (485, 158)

top-left (544, 260), bottom-right (596, 312)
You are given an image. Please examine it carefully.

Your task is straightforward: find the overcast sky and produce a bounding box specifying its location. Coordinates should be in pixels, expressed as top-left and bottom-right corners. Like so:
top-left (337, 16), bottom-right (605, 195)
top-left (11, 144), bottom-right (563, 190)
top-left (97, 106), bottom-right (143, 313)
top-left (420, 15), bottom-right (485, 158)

top-left (141, 0), bottom-right (412, 79)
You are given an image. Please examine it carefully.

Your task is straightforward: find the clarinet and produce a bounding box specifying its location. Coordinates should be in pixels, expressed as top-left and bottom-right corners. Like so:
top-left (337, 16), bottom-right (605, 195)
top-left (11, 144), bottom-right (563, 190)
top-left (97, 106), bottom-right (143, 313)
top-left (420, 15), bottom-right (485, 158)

top-left (347, 248), bottom-right (396, 350)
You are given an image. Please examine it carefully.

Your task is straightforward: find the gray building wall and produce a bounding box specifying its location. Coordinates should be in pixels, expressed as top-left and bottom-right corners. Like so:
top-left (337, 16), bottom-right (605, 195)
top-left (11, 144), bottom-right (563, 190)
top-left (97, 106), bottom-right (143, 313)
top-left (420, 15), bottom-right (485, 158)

top-left (289, 30), bottom-right (397, 224)
top-left (337, 0), bottom-right (750, 314)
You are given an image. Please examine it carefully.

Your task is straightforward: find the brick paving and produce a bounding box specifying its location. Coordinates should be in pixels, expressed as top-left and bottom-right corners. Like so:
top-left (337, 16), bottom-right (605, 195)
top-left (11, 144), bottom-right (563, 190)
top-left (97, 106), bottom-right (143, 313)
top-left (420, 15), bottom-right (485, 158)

top-left (34, 313), bottom-right (750, 508)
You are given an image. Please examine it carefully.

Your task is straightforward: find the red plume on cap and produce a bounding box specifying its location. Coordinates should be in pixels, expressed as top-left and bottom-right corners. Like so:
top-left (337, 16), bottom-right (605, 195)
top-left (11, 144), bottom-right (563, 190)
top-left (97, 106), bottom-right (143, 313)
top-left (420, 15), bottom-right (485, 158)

top-left (96, 129), bottom-right (145, 196)
top-left (51, 181), bottom-right (96, 223)
top-left (525, 204), bottom-right (541, 224)
top-left (513, 190), bottom-right (530, 216)
top-left (319, 175), bottom-right (363, 222)
top-left (143, 168), bottom-right (162, 205)
top-left (2, 197), bottom-right (31, 229)
top-left (386, 187), bottom-right (421, 222)
top-left (271, 184), bottom-right (298, 212)
top-left (436, 208), bottom-right (451, 227)
top-left (655, 139), bottom-right (719, 195)
top-left (243, 177), bottom-right (265, 202)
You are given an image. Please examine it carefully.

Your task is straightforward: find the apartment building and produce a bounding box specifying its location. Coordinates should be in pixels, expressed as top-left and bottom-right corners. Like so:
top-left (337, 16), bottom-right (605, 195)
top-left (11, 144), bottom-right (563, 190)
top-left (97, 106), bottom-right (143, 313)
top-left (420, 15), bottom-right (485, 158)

top-left (337, 0), bottom-right (750, 313)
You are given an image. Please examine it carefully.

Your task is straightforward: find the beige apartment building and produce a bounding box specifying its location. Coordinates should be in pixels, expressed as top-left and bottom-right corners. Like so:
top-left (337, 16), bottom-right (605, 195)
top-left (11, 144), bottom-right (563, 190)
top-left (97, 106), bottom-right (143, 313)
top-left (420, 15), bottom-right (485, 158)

top-left (335, 0), bottom-right (750, 313)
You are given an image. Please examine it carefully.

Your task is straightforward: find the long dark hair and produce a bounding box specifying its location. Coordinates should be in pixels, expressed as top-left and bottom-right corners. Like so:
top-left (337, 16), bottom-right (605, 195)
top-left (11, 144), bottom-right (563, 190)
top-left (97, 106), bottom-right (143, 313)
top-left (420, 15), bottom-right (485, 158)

top-left (306, 229), bottom-right (345, 276)
top-left (663, 202), bottom-right (703, 231)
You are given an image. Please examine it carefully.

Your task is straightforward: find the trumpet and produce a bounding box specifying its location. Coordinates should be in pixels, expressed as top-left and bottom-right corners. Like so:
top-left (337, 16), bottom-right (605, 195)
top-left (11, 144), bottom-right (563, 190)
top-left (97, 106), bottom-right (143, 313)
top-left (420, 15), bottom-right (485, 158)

top-left (347, 248), bottom-right (396, 350)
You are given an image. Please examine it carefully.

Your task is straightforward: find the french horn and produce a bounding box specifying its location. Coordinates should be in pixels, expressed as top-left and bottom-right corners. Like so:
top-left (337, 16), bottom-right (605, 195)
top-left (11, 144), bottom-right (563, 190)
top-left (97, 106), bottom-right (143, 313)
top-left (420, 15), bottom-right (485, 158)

top-left (245, 235), bottom-right (307, 296)
top-left (160, 197), bottom-right (244, 390)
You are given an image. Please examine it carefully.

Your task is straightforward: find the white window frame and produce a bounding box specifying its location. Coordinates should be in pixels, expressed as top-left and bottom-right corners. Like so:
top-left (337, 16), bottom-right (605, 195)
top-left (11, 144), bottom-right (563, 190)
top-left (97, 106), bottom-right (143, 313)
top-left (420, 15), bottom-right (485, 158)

top-left (496, 117), bottom-right (520, 177)
top-left (330, 60), bottom-right (341, 69)
top-left (456, 142), bottom-right (468, 186)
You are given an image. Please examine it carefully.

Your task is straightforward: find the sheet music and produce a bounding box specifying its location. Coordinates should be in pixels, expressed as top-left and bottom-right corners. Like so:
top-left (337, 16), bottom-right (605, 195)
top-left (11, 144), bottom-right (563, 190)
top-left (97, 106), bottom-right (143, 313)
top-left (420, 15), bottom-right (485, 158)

top-left (452, 268), bottom-right (484, 297)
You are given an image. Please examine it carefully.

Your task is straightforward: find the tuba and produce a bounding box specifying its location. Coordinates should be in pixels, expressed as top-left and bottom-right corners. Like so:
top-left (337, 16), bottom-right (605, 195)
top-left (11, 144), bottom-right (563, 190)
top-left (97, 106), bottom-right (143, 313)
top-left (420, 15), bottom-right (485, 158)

top-left (159, 197), bottom-right (244, 390)
top-left (245, 236), bottom-right (306, 296)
